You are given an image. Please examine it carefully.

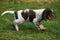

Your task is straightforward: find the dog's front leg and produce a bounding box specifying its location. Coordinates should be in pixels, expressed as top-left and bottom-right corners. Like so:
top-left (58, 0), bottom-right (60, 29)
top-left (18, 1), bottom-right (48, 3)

top-left (33, 19), bottom-right (46, 31)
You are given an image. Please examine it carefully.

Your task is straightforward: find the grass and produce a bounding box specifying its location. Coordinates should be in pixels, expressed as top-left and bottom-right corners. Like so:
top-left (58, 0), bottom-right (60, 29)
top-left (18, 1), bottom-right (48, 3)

top-left (0, 1), bottom-right (60, 40)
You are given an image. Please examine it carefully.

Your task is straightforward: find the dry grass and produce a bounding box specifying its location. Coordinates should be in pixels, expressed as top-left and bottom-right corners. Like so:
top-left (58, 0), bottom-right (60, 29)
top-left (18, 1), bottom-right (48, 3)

top-left (0, 0), bottom-right (59, 3)
top-left (15, 0), bottom-right (60, 3)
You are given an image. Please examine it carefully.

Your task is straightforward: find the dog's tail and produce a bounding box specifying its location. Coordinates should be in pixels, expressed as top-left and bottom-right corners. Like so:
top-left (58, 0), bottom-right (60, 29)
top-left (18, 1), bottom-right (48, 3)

top-left (1, 11), bottom-right (15, 16)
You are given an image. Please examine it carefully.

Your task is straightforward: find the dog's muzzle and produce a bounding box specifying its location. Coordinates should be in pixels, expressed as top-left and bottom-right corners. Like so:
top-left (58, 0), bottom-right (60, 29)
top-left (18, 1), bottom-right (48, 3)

top-left (48, 13), bottom-right (56, 20)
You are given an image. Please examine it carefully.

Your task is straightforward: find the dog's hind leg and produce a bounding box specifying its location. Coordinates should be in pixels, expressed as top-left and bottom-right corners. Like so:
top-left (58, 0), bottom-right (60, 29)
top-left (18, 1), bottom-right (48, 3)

top-left (13, 24), bottom-right (19, 31)
top-left (13, 19), bottom-right (24, 31)
top-left (33, 18), bottom-right (46, 31)
top-left (13, 19), bottom-right (20, 31)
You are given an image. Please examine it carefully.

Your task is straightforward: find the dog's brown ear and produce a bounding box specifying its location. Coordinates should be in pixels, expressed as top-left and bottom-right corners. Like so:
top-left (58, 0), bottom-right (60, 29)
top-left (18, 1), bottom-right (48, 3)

top-left (42, 8), bottom-right (54, 20)
top-left (42, 10), bottom-right (47, 21)
top-left (44, 12), bottom-right (47, 21)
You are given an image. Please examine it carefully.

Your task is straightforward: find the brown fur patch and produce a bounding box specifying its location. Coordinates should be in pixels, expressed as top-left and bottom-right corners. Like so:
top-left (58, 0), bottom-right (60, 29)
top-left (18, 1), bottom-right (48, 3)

top-left (28, 10), bottom-right (36, 22)
top-left (21, 10), bottom-right (28, 20)
top-left (21, 10), bottom-right (36, 22)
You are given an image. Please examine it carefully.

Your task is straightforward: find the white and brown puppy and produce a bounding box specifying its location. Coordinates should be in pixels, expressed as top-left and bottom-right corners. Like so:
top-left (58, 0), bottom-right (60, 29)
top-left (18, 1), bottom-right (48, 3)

top-left (1, 8), bottom-right (55, 31)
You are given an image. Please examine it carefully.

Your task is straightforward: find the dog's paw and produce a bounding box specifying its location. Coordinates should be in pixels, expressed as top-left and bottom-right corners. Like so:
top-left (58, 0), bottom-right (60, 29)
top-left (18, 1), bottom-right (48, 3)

top-left (37, 25), bottom-right (46, 31)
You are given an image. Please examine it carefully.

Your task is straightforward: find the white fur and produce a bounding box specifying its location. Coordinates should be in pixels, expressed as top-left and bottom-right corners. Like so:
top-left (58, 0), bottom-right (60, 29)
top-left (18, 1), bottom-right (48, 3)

top-left (13, 10), bottom-right (25, 24)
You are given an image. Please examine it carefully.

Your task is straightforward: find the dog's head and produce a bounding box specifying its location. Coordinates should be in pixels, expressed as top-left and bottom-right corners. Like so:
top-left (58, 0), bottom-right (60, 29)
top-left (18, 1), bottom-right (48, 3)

top-left (42, 8), bottom-right (55, 21)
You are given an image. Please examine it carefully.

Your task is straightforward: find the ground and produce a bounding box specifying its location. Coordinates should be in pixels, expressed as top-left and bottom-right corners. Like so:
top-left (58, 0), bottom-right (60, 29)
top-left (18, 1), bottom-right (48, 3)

top-left (0, 0), bottom-right (60, 40)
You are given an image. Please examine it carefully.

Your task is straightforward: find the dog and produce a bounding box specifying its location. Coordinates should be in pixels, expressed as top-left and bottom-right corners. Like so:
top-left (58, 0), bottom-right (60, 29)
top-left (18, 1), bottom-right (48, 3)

top-left (1, 8), bottom-right (55, 31)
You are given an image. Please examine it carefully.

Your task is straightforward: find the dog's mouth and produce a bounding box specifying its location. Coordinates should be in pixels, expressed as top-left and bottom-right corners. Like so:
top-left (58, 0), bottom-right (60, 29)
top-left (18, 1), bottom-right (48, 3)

top-left (48, 15), bottom-right (55, 20)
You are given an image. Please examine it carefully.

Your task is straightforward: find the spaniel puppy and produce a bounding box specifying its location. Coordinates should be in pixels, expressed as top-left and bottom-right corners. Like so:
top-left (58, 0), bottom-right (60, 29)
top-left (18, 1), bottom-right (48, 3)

top-left (1, 8), bottom-right (55, 31)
